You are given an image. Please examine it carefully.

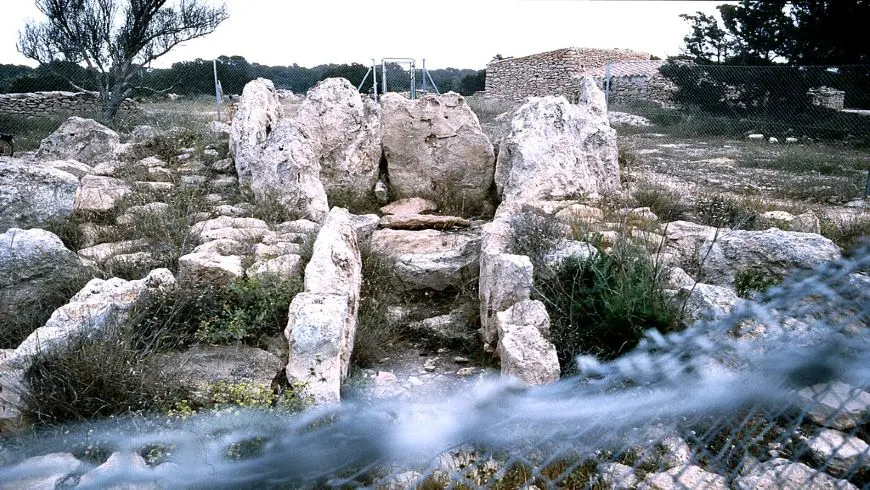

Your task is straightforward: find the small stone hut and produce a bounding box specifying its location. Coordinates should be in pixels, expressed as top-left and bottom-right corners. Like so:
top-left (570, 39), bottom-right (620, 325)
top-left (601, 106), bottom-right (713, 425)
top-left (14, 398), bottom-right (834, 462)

top-left (484, 47), bottom-right (651, 101)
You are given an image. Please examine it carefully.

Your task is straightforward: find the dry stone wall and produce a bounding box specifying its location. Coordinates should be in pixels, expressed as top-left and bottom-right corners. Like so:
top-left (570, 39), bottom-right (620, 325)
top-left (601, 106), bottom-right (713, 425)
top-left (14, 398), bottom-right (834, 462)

top-left (485, 47), bottom-right (650, 101)
top-left (597, 75), bottom-right (678, 106)
top-left (0, 91), bottom-right (138, 118)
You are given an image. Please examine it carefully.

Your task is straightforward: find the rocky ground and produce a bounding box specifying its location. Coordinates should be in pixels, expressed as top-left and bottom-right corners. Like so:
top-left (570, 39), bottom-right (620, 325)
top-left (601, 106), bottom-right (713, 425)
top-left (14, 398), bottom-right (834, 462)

top-left (0, 77), bottom-right (867, 488)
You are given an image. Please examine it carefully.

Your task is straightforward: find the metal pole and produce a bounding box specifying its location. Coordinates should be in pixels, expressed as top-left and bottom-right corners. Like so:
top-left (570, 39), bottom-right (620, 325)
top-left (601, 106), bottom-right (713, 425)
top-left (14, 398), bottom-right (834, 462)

top-left (371, 59), bottom-right (378, 98)
top-left (604, 61), bottom-right (611, 110)
top-left (426, 69), bottom-right (440, 95)
top-left (382, 60), bottom-right (387, 96)
top-left (213, 59), bottom-right (221, 121)
top-left (422, 59), bottom-right (427, 94)
top-left (410, 60), bottom-right (416, 99)
top-left (357, 67), bottom-right (372, 92)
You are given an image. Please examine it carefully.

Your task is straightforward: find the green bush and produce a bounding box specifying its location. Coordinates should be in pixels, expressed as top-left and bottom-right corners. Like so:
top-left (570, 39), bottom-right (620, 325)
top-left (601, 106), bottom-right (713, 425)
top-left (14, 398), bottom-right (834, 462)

top-left (129, 275), bottom-right (302, 351)
top-left (352, 245), bottom-right (407, 368)
top-left (632, 182), bottom-right (690, 222)
top-left (22, 323), bottom-right (189, 424)
top-left (734, 269), bottom-right (782, 298)
top-left (537, 243), bottom-right (678, 372)
top-left (693, 194), bottom-right (759, 229)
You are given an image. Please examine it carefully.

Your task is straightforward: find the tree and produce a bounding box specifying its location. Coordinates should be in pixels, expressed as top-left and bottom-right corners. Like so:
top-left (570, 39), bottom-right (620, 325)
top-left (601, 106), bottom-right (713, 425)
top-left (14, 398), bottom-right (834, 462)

top-left (18, 0), bottom-right (229, 122)
top-left (458, 70), bottom-right (486, 96)
top-left (679, 1), bottom-right (870, 66)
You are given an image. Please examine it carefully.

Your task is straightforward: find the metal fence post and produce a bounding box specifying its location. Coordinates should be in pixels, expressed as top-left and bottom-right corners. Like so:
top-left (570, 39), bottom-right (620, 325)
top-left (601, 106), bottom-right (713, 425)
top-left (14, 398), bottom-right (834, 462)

top-left (213, 59), bottom-right (221, 121)
top-left (604, 61), bottom-right (611, 111)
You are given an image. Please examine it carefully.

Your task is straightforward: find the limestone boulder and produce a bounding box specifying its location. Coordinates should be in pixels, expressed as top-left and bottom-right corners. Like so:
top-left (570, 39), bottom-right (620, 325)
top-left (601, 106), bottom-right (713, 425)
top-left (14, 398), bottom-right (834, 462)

top-left (0, 452), bottom-right (84, 490)
top-left (380, 92), bottom-right (495, 203)
top-left (229, 78), bottom-right (284, 187)
top-left (284, 292), bottom-right (349, 404)
top-left (253, 118), bottom-right (329, 222)
top-left (378, 214), bottom-right (471, 230)
top-left (35, 117), bottom-right (121, 164)
top-left (247, 254), bottom-right (303, 280)
top-left (495, 300), bottom-right (559, 385)
top-left (664, 220), bottom-right (719, 268)
top-left (698, 229), bottom-right (841, 287)
top-left (7, 268), bottom-right (175, 364)
top-left (479, 252), bottom-right (534, 345)
top-left (806, 428), bottom-right (869, 478)
top-left (756, 210), bottom-right (821, 234)
top-left (0, 157), bottom-right (79, 230)
top-left (676, 282), bottom-right (744, 325)
top-left (158, 345), bottom-right (284, 405)
top-left (295, 78), bottom-right (382, 197)
top-left (494, 87), bottom-right (619, 204)
top-left (177, 250), bottom-right (244, 284)
top-left (734, 458), bottom-right (858, 490)
top-left (0, 228), bottom-right (91, 340)
top-left (638, 465), bottom-right (727, 490)
top-left (370, 228), bottom-right (480, 291)
top-left (75, 175), bottom-right (132, 213)
top-left (303, 207), bottom-right (362, 380)
top-left (798, 381), bottom-right (870, 431)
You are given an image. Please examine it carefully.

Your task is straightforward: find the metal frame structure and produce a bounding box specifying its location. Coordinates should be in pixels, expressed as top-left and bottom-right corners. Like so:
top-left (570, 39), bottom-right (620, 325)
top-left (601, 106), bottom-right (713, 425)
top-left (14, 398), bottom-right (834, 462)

top-left (357, 58), bottom-right (441, 100)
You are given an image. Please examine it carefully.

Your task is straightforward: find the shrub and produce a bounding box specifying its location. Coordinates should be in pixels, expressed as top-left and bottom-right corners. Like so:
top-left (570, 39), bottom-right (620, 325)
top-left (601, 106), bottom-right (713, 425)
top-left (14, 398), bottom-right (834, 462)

top-left (632, 182), bottom-right (690, 222)
top-left (22, 323), bottom-right (189, 424)
top-left (734, 269), bottom-right (782, 298)
top-left (536, 242), bottom-right (678, 372)
top-left (820, 215), bottom-right (870, 252)
top-left (352, 245), bottom-right (407, 368)
top-left (693, 194), bottom-right (759, 229)
top-left (128, 275), bottom-right (302, 351)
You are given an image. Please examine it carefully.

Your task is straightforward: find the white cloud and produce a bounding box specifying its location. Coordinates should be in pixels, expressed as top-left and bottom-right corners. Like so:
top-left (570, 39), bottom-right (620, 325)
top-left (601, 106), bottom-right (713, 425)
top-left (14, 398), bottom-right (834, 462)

top-left (1, 0), bottom-right (731, 69)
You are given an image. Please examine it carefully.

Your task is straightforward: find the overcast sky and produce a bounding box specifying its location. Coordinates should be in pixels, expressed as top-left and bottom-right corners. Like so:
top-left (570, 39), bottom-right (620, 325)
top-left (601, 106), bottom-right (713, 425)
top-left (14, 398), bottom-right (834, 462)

top-left (1, 0), bottom-right (730, 69)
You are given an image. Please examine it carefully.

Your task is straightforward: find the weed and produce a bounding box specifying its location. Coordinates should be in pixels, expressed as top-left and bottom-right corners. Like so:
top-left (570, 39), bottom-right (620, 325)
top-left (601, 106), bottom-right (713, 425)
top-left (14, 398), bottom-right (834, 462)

top-left (734, 269), bottom-right (782, 298)
top-left (693, 194), bottom-right (760, 229)
top-left (632, 182), bottom-right (690, 222)
top-left (251, 191), bottom-right (300, 224)
top-left (0, 113), bottom-right (71, 151)
top-left (351, 244), bottom-right (407, 368)
top-left (618, 140), bottom-right (640, 174)
top-left (820, 215), bottom-right (870, 252)
top-left (22, 323), bottom-right (189, 424)
top-left (536, 241), bottom-right (678, 371)
top-left (325, 187), bottom-right (381, 216)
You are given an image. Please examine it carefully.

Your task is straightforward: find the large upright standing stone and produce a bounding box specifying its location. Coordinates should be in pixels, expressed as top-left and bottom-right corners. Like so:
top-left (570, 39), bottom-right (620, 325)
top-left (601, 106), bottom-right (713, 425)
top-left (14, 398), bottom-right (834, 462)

top-left (229, 78), bottom-right (284, 187)
top-left (495, 78), bottom-right (619, 204)
top-left (294, 78), bottom-right (382, 199)
top-left (285, 207), bottom-right (361, 404)
top-left (380, 92), bottom-right (495, 203)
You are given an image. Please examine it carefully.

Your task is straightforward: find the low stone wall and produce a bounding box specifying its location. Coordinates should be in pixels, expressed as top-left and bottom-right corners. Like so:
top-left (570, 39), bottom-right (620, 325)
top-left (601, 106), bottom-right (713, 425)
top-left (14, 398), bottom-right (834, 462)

top-left (485, 47), bottom-right (650, 101)
top-left (0, 91), bottom-right (138, 118)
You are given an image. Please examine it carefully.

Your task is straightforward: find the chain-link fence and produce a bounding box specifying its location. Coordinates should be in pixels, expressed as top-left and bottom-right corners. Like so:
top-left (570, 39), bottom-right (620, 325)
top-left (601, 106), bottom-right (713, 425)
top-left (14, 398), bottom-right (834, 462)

top-left (0, 58), bottom-right (479, 153)
top-left (601, 61), bottom-right (870, 144)
top-left (0, 247), bottom-right (868, 488)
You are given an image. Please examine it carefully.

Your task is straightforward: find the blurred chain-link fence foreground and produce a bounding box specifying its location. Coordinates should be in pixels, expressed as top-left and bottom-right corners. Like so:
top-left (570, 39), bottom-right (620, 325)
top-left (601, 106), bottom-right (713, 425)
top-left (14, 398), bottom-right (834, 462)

top-left (0, 247), bottom-right (867, 489)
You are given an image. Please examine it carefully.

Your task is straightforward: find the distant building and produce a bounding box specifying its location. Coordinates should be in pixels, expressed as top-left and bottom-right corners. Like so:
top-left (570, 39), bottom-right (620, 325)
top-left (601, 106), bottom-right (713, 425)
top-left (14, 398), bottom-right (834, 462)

top-left (484, 47), bottom-right (651, 101)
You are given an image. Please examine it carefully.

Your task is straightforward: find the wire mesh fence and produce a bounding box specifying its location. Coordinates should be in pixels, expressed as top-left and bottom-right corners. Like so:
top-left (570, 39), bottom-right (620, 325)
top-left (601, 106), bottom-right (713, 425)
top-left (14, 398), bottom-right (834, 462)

top-left (0, 247), bottom-right (868, 488)
top-left (602, 61), bottom-right (870, 145)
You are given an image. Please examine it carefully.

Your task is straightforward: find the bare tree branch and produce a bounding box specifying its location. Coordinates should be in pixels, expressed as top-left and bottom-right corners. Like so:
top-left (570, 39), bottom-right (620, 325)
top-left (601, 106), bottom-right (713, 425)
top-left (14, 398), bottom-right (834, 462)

top-left (18, 0), bottom-right (228, 122)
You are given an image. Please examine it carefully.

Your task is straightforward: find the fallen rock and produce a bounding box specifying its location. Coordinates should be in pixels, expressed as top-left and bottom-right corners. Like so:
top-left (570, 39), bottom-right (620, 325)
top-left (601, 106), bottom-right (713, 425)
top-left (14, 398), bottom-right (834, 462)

top-left (75, 175), bottom-right (132, 213)
top-left (177, 250), bottom-right (244, 284)
top-left (806, 428), bottom-right (869, 478)
top-left (638, 465), bottom-right (727, 490)
top-left (756, 210), bottom-right (822, 234)
top-left (370, 228), bottom-right (480, 291)
top-left (676, 282), bottom-right (743, 325)
top-left (0, 452), bottom-right (84, 490)
top-left (380, 92), bottom-right (495, 203)
top-left (698, 229), bottom-right (841, 287)
top-left (8, 268), bottom-right (175, 363)
top-left (246, 254), bottom-right (303, 279)
top-left (78, 239), bottom-right (151, 266)
top-left (734, 458), bottom-right (858, 490)
top-left (494, 82), bottom-right (619, 204)
top-left (35, 116), bottom-right (121, 164)
top-left (479, 250), bottom-right (534, 345)
top-left (380, 197), bottom-right (438, 215)
top-left (0, 228), bottom-right (90, 342)
top-left (496, 300), bottom-right (559, 385)
top-left (540, 240), bottom-right (598, 276)
top-left (378, 214), bottom-right (471, 230)
top-left (798, 381), bottom-right (870, 431)
top-left (158, 345), bottom-right (283, 405)
top-left (0, 157), bottom-right (80, 230)
top-left (229, 78), bottom-right (284, 187)
top-left (76, 451), bottom-right (157, 489)
top-left (350, 213), bottom-right (380, 244)
top-left (598, 462), bottom-right (639, 489)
